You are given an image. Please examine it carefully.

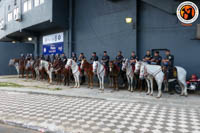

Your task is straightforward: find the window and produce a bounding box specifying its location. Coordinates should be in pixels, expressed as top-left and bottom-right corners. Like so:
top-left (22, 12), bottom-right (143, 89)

top-left (23, 0), bottom-right (32, 13)
top-left (14, 1), bottom-right (16, 5)
top-left (13, 7), bottom-right (19, 19)
top-left (8, 12), bottom-right (13, 22)
top-left (34, 0), bottom-right (44, 7)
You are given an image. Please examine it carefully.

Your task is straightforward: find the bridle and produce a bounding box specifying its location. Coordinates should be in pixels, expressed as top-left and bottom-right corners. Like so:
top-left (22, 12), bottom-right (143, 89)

top-left (140, 64), bottom-right (162, 78)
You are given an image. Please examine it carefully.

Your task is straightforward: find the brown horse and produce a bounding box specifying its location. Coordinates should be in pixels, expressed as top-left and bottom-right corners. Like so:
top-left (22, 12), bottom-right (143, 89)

top-left (81, 59), bottom-right (94, 88)
top-left (53, 59), bottom-right (71, 86)
top-left (19, 58), bottom-right (26, 78)
top-left (109, 61), bottom-right (120, 90)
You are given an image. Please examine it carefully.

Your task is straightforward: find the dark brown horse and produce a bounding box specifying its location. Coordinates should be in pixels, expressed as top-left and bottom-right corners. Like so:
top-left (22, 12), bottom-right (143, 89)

top-left (53, 59), bottom-right (71, 86)
top-left (81, 59), bottom-right (94, 88)
top-left (109, 61), bottom-right (120, 90)
top-left (19, 58), bottom-right (26, 78)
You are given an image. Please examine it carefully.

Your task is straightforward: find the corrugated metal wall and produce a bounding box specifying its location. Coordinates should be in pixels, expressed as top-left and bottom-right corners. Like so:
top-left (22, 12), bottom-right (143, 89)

top-left (73, 0), bottom-right (137, 60)
top-left (0, 42), bottom-right (34, 75)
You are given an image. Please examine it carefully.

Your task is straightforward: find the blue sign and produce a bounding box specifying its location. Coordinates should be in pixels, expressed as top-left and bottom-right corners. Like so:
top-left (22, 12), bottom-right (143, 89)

top-left (43, 42), bottom-right (64, 55)
top-left (42, 32), bottom-right (64, 55)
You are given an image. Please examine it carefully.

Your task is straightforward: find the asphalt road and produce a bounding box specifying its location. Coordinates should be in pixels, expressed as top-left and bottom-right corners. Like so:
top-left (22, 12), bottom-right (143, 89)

top-left (0, 124), bottom-right (39, 133)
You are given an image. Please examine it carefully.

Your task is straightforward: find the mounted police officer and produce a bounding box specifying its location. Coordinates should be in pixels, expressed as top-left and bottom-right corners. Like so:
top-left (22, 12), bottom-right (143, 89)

top-left (101, 51), bottom-right (110, 75)
top-left (130, 51), bottom-right (138, 71)
top-left (162, 50), bottom-right (174, 79)
top-left (151, 51), bottom-right (162, 65)
top-left (78, 53), bottom-right (86, 85)
top-left (143, 50), bottom-right (152, 64)
top-left (162, 50), bottom-right (175, 94)
top-left (72, 52), bottom-right (77, 62)
top-left (115, 51), bottom-right (126, 87)
top-left (78, 53), bottom-right (85, 66)
top-left (90, 52), bottom-right (98, 63)
top-left (61, 53), bottom-right (67, 64)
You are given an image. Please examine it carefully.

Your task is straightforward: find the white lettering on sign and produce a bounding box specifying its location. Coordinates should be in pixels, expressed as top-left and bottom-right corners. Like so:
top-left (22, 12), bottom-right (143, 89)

top-left (43, 32), bottom-right (64, 45)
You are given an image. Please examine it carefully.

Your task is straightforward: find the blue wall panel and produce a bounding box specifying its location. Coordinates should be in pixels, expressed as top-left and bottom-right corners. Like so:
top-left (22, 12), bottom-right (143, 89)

top-left (0, 43), bottom-right (34, 75)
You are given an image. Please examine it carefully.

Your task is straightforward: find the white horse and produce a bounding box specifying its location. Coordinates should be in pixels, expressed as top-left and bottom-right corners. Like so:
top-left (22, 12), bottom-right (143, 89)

top-left (39, 60), bottom-right (54, 83)
top-left (65, 59), bottom-right (80, 88)
top-left (135, 61), bottom-right (188, 98)
top-left (93, 61), bottom-right (105, 91)
top-left (122, 59), bottom-right (135, 92)
top-left (9, 59), bottom-right (20, 77)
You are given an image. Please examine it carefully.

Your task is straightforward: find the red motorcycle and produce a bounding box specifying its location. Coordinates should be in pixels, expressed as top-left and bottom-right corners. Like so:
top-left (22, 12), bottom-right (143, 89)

top-left (186, 74), bottom-right (200, 91)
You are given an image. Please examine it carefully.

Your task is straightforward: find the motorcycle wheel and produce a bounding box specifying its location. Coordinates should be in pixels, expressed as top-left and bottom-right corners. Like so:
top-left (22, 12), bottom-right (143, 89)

top-left (175, 84), bottom-right (182, 94)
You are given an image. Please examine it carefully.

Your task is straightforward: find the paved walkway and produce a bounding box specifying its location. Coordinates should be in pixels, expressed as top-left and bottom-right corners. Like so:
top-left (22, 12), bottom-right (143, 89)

top-left (0, 75), bottom-right (200, 109)
top-left (0, 91), bottom-right (200, 133)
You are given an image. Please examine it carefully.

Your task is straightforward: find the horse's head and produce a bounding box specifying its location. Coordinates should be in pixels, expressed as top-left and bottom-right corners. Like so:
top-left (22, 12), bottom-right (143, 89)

top-left (80, 59), bottom-right (86, 70)
top-left (65, 59), bottom-right (73, 69)
top-left (122, 59), bottom-right (128, 71)
top-left (93, 61), bottom-right (98, 74)
top-left (109, 61), bottom-right (115, 72)
top-left (9, 59), bottom-right (15, 66)
top-left (139, 64), bottom-right (145, 80)
top-left (135, 61), bottom-right (141, 74)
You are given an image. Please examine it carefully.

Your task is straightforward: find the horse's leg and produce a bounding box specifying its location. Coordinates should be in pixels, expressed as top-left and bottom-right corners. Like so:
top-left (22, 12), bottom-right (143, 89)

top-left (127, 76), bottom-right (130, 91)
top-left (156, 79), bottom-right (163, 98)
top-left (73, 75), bottom-right (76, 88)
top-left (77, 74), bottom-right (80, 88)
top-left (131, 76), bottom-right (134, 92)
top-left (87, 74), bottom-right (90, 88)
top-left (115, 76), bottom-right (119, 91)
top-left (97, 75), bottom-right (101, 89)
top-left (146, 79), bottom-right (150, 95)
top-left (150, 78), bottom-right (154, 96)
top-left (164, 80), bottom-right (168, 92)
top-left (102, 75), bottom-right (104, 91)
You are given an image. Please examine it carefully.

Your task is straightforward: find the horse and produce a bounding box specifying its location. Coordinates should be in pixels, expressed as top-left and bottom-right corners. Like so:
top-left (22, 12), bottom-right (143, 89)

top-left (33, 59), bottom-right (41, 80)
top-left (93, 61), bottom-right (105, 91)
top-left (18, 58), bottom-right (26, 78)
top-left (122, 59), bottom-right (136, 92)
top-left (25, 59), bottom-right (36, 79)
top-left (109, 61), bottom-right (120, 90)
top-left (135, 61), bottom-right (188, 98)
top-left (135, 61), bottom-right (152, 94)
top-left (52, 59), bottom-right (64, 85)
top-left (65, 59), bottom-right (80, 88)
top-left (81, 59), bottom-right (94, 89)
top-left (9, 59), bottom-right (20, 77)
top-left (39, 60), bottom-right (54, 83)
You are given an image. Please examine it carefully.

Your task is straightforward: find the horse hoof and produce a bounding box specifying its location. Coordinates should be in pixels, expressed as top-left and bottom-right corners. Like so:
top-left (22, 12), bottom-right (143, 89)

top-left (146, 93), bottom-right (150, 95)
top-left (185, 94), bottom-right (188, 97)
top-left (150, 94), bottom-right (153, 96)
top-left (156, 96), bottom-right (161, 98)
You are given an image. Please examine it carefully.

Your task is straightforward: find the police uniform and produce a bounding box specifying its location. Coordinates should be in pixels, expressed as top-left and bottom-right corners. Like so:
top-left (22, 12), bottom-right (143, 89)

top-left (61, 55), bottom-right (67, 64)
top-left (102, 55), bottom-right (110, 66)
top-left (90, 56), bottom-right (99, 63)
top-left (143, 55), bottom-right (152, 64)
top-left (72, 56), bottom-right (77, 62)
top-left (130, 56), bottom-right (138, 65)
top-left (115, 55), bottom-right (124, 68)
top-left (165, 54), bottom-right (174, 67)
top-left (151, 55), bottom-right (162, 65)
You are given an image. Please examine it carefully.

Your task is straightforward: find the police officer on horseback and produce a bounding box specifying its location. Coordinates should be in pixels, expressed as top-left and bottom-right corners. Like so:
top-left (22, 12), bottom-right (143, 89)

top-left (143, 50), bottom-right (152, 64)
top-left (151, 51), bottom-right (162, 65)
top-left (78, 53), bottom-right (86, 85)
top-left (101, 51), bottom-right (110, 75)
top-left (72, 52), bottom-right (77, 62)
top-left (130, 51), bottom-right (138, 69)
top-left (115, 51), bottom-right (126, 87)
top-left (90, 52), bottom-right (98, 63)
top-left (162, 50), bottom-right (174, 80)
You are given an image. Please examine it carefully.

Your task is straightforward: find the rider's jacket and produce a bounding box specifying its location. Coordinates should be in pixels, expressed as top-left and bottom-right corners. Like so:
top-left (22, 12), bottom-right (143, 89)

top-left (129, 55), bottom-right (138, 65)
top-left (115, 55), bottom-right (124, 67)
top-left (61, 56), bottom-right (67, 64)
top-left (72, 56), bottom-right (77, 62)
top-left (143, 54), bottom-right (152, 60)
top-left (90, 55), bottom-right (99, 62)
top-left (152, 55), bottom-right (162, 65)
top-left (102, 55), bottom-right (110, 66)
top-left (164, 54), bottom-right (174, 67)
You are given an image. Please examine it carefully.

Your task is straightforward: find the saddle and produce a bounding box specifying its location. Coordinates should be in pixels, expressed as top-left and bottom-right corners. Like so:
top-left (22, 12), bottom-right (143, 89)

top-left (162, 66), bottom-right (177, 80)
top-left (132, 66), bottom-right (135, 72)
